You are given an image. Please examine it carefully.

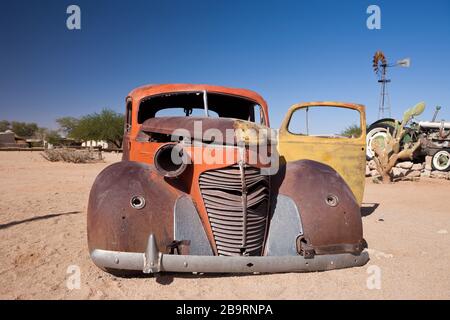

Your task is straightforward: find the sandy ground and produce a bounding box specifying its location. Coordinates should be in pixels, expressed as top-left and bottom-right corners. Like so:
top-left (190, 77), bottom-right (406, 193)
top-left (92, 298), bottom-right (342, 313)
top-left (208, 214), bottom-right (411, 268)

top-left (0, 151), bottom-right (449, 300)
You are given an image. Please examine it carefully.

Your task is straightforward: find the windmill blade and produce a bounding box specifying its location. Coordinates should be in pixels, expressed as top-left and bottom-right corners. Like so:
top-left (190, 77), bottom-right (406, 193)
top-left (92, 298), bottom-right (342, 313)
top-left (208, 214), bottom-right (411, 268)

top-left (373, 57), bottom-right (379, 74)
top-left (372, 51), bottom-right (387, 76)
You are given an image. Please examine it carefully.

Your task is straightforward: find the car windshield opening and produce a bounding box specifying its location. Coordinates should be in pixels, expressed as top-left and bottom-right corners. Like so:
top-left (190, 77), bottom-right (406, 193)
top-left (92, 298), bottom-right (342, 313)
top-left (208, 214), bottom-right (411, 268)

top-left (138, 92), bottom-right (261, 124)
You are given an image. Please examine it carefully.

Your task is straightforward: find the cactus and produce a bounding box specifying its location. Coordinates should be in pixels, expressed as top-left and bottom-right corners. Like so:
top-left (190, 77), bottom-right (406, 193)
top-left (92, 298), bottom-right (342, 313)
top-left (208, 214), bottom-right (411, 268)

top-left (371, 102), bottom-right (426, 183)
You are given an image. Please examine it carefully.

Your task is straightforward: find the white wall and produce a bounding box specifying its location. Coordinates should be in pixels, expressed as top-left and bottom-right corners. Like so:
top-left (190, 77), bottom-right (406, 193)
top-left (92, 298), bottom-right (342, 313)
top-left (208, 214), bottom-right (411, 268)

top-left (81, 140), bottom-right (109, 148)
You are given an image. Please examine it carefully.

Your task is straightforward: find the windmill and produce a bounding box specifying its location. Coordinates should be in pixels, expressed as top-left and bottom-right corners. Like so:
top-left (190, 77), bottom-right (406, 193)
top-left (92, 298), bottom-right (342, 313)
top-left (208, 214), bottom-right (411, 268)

top-left (372, 51), bottom-right (411, 119)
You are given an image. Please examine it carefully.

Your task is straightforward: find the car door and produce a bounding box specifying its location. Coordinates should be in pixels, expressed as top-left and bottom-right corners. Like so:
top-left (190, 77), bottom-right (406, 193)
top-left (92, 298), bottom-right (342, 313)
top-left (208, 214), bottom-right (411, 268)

top-left (278, 102), bottom-right (367, 205)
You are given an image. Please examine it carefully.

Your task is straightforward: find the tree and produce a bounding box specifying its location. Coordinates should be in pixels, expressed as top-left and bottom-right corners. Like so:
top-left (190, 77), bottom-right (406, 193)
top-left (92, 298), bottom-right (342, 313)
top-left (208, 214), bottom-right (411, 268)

top-left (10, 121), bottom-right (39, 137)
top-left (340, 124), bottom-right (362, 138)
top-left (70, 109), bottom-right (124, 148)
top-left (46, 130), bottom-right (64, 145)
top-left (56, 117), bottom-right (79, 137)
top-left (372, 102), bottom-right (425, 183)
top-left (0, 120), bottom-right (10, 132)
top-left (34, 127), bottom-right (63, 146)
top-left (11, 121), bottom-right (39, 138)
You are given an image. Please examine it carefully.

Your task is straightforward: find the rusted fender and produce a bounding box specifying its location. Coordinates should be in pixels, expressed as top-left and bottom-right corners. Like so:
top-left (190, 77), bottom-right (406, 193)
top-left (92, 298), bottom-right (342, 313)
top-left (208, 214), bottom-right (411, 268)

top-left (87, 161), bottom-right (184, 255)
top-left (273, 159), bottom-right (366, 256)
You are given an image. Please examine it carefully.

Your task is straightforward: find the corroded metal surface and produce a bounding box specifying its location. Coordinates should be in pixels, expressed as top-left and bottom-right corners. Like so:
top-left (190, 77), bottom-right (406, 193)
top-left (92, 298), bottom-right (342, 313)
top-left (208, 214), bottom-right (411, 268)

top-left (87, 161), bottom-right (183, 255)
top-left (141, 116), bottom-right (275, 146)
top-left (141, 116), bottom-right (237, 138)
top-left (274, 159), bottom-right (365, 256)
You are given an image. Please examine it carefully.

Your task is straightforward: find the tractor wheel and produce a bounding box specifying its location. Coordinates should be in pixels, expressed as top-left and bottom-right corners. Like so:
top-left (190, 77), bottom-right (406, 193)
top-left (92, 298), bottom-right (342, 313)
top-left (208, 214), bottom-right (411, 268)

top-left (431, 149), bottom-right (450, 172)
top-left (366, 123), bottom-right (396, 160)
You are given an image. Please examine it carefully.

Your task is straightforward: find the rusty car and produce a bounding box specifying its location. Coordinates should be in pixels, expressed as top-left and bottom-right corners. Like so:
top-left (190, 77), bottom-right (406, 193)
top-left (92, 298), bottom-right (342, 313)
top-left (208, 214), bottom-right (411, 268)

top-left (87, 84), bottom-right (369, 275)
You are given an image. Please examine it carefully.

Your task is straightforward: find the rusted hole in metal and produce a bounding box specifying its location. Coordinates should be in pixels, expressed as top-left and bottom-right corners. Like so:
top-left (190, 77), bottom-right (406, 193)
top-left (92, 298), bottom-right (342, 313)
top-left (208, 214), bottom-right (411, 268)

top-left (130, 196), bottom-right (145, 209)
top-left (325, 194), bottom-right (339, 207)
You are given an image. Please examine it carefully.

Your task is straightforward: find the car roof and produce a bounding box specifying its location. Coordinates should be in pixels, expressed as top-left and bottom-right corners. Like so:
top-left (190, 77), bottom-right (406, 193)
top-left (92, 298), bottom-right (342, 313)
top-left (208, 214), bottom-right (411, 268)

top-left (127, 83), bottom-right (269, 123)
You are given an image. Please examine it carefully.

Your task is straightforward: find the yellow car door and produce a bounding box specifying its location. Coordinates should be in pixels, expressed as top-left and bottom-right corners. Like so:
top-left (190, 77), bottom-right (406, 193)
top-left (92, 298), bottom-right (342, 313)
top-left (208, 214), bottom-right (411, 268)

top-left (278, 102), bottom-right (367, 205)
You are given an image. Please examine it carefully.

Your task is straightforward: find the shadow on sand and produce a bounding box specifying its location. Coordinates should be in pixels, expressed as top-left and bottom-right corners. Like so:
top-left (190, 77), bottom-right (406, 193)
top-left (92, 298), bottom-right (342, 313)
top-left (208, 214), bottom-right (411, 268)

top-left (0, 211), bottom-right (81, 230)
top-left (360, 203), bottom-right (379, 217)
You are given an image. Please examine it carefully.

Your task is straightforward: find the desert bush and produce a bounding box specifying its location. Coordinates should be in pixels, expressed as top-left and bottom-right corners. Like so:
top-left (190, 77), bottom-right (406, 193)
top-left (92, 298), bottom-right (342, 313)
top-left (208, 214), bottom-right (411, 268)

top-left (41, 149), bottom-right (102, 163)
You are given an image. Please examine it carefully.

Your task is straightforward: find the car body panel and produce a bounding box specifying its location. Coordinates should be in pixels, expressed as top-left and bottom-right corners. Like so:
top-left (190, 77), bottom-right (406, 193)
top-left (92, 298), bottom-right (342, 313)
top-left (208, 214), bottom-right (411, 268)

top-left (278, 101), bottom-right (367, 205)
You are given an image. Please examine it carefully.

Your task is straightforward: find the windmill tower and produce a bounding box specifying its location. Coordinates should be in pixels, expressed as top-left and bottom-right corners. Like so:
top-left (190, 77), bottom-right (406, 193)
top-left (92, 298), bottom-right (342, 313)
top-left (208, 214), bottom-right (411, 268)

top-left (373, 51), bottom-right (391, 119)
top-left (372, 51), bottom-right (411, 119)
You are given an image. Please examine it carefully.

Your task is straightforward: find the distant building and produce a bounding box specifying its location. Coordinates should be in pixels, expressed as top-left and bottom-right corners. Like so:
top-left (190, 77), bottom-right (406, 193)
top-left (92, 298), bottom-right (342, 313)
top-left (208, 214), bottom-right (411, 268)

top-left (0, 130), bottom-right (29, 148)
top-left (60, 138), bottom-right (82, 147)
top-left (81, 140), bottom-right (109, 149)
top-left (26, 138), bottom-right (44, 148)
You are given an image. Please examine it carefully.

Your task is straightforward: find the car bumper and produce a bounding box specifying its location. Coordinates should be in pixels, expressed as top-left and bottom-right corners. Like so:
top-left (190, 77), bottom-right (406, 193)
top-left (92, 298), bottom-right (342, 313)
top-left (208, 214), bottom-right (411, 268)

top-left (90, 234), bottom-right (369, 274)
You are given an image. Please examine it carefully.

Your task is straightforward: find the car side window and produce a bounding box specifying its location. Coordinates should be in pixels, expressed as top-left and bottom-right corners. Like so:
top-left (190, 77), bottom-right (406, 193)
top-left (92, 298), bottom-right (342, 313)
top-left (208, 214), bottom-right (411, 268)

top-left (125, 100), bottom-right (132, 132)
top-left (253, 104), bottom-right (265, 125)
top-left (288, 106), bottom-right (361, 138)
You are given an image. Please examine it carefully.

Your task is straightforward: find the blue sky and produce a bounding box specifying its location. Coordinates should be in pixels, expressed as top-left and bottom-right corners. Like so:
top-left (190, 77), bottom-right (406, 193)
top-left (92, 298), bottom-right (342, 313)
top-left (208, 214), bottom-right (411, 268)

top-left (0, 0), bottom-right (449, 130)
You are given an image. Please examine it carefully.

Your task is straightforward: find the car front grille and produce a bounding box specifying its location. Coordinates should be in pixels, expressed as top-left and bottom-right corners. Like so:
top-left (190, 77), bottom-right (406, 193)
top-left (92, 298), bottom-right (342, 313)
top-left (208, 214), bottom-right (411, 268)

top-left (199, 164), bottom-right (270, 256)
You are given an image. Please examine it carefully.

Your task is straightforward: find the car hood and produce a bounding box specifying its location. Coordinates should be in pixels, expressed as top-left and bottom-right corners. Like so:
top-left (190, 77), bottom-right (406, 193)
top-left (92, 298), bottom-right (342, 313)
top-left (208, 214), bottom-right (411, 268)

top-left (141, 117), bottom-right (276, 145)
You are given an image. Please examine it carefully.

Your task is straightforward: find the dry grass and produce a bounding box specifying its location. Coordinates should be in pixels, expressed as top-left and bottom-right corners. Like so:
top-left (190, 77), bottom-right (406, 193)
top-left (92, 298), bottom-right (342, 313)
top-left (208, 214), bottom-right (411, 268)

top-left (40, 148), bottom-right (103, 163)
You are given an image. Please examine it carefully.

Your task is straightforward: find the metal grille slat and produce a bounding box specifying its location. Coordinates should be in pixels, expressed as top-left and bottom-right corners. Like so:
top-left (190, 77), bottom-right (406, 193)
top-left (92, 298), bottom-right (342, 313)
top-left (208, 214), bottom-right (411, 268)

top-left (211, 225), bottom-right (266, 236)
